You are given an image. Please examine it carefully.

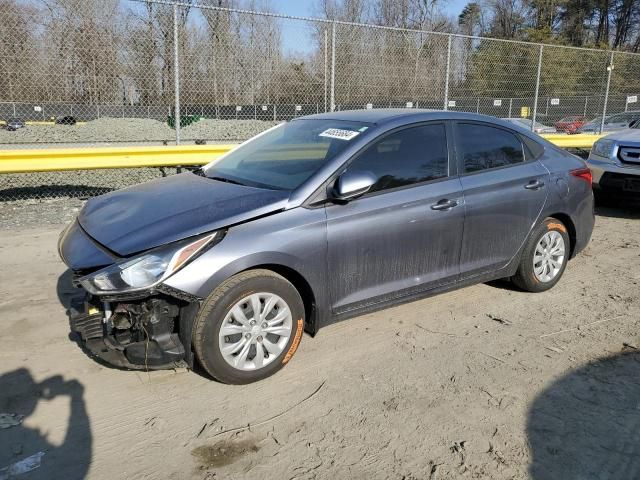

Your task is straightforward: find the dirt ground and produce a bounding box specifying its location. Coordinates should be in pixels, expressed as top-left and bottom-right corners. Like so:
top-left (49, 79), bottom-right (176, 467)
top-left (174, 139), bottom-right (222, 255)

top-left (1, 204), bottom-right (639, 480)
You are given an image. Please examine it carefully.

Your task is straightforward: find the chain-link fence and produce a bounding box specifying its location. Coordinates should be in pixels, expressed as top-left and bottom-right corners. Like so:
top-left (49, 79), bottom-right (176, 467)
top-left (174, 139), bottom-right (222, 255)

top-left (1, 0), bottom-right (640, 201)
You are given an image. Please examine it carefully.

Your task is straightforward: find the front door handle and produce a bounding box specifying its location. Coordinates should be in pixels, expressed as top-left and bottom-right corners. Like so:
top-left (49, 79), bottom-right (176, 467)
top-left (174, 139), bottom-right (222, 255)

top-left (431, 199), bottom-right (458, 211)
top-left (524, 180), bottom-right (545, 190)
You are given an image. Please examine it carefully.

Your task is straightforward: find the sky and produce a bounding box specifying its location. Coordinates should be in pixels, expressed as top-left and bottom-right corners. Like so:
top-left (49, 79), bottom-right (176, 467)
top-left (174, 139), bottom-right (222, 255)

top-left (268, 0), bottom-right (468, 21)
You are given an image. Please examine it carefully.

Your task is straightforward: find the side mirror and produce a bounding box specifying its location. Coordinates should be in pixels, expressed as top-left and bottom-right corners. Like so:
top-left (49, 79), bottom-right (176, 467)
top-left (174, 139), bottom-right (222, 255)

top-left (332, 170), bottom-right (377, 202)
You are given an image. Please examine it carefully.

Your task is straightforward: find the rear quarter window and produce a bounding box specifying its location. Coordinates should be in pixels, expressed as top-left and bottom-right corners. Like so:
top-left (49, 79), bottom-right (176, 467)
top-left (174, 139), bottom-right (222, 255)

top-left (520, 135), bottom-right (545, 160)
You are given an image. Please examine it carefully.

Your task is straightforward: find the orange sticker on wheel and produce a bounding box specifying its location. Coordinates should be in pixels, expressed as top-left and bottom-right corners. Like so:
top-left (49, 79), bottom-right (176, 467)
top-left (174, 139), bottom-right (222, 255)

top-left (547, 222), bottom-right (567, 233)
top-left (283, 318), bottom-right (303, 364)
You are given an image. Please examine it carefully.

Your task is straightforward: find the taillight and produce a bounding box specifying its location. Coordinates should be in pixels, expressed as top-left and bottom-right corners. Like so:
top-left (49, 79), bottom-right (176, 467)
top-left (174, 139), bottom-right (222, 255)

top-left (570, 167), bottom-right (592, 184)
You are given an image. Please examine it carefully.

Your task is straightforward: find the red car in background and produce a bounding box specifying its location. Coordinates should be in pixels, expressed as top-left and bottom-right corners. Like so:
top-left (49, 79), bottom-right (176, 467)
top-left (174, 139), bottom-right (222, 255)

top-left (555, 116), bottom-right (587, 133)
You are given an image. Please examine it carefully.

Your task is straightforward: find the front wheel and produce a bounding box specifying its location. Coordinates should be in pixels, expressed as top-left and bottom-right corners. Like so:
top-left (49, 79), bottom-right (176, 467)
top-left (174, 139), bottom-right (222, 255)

top-left (512, 218), bottom-right (570, 293)
top-left (193, 270), bottom-right (305, 384)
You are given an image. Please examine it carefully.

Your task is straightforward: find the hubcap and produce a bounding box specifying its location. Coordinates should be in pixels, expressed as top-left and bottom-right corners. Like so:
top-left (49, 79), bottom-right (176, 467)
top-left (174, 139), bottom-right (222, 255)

top-left (533, 231), bottom-right (565, 283)
top-left (218, 292), bottom-right (293, 371)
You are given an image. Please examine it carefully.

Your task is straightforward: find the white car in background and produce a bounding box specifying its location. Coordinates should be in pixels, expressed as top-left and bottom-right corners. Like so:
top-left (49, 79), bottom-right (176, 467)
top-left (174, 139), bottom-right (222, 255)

top-left (502, 118), bottom-right (556, 134)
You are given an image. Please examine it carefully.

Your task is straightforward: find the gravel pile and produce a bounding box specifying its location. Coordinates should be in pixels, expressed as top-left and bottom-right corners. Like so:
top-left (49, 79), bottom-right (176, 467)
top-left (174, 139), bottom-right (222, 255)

top-left (0, 117), bottom-right (279, 145)
top-left (0, 118), bottom-right (174, 144)
top-left (181, 119), bottom-right (279, 141)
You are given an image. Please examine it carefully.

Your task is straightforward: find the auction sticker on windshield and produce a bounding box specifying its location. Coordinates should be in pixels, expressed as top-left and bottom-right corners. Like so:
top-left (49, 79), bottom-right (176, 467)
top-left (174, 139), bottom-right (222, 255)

top-left (319, 128), bottom-right (361, 141)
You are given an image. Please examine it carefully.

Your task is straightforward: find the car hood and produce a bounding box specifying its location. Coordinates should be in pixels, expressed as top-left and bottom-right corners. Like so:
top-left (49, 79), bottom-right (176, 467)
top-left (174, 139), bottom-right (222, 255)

top-left (603, 128), bottom-right (640, 143)
top-left (78, 172), bottom-right (291, 256)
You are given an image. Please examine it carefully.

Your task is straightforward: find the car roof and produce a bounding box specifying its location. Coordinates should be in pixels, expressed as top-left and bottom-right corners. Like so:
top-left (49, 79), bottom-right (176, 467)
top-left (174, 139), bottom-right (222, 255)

top-left (297, 108), bottom-right (515, 126)
top-left (609, 111), bottom-right (640, 117)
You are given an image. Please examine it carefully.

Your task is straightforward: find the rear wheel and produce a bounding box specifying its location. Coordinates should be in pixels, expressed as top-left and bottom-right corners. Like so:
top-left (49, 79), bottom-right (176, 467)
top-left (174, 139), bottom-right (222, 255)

top-left (512, 218), bottom-right (570, 293)
top-left (193, 270), bottom-right (305, 384)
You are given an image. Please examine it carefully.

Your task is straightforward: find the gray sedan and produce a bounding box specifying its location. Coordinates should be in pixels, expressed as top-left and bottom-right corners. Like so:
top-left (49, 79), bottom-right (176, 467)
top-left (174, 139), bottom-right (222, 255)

top-left (59, 110), bottom-right (595, 384)
top-left (578, 111), bottom-right (640, 134)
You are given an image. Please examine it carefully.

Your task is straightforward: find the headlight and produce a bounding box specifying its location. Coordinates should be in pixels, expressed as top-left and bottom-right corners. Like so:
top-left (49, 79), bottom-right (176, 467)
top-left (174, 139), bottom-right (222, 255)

top-left (79, 232), bottom-right (220, 294)
top-left (591, 139), bottom-right (615, 159)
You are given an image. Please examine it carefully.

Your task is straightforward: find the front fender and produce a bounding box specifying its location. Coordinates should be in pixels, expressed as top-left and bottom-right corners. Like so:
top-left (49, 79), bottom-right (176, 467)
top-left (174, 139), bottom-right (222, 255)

top-left (162, 206), bottom-right (330, 330)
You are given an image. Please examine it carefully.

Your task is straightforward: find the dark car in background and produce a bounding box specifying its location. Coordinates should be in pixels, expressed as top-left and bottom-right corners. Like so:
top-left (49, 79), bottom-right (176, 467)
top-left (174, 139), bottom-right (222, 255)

top-left (55, 115), bottom-right (77, 126)
top-left (59, 110), bottom-right (595, 384)
top-left (555, 116), bottom-right (587, 134)
top-left (5, 118), bottom-right (25, 131)
top-left (577, 111), bottom-right (640, 134)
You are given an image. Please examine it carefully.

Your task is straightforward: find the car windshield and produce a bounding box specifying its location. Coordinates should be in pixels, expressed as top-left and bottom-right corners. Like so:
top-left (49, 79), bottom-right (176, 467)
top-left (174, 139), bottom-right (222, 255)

top-left (203, 119), bottom-right (370, 190)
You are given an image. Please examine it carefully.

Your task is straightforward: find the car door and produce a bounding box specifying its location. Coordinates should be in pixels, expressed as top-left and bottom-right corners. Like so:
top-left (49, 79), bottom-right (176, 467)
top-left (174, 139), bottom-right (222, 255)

top-left (325, 122), bottom-right (464, 314)
top-left (454, 121), bottom-right (549, 277)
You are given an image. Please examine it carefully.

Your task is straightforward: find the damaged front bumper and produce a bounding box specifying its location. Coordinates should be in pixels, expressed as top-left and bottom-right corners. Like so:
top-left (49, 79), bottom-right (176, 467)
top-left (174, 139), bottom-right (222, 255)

top-left (68, 290), bottom-right (199, 370)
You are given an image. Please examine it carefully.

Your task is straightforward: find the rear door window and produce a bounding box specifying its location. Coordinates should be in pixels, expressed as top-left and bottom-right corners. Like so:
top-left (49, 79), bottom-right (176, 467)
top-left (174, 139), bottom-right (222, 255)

top-left (456, 123), bottom-right (525, 173)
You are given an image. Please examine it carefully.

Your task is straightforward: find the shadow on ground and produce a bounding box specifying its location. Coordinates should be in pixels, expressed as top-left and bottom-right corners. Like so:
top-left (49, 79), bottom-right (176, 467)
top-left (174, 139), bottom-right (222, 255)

top-left (528, 351), bottom-right (640, 480)
top-left (0, 368), bottom-right (91, 479)
top-left (0, 185), bottom-right (112, 202)
top-left (594, 195), bottom-right (640, 219)
top-left (56, 269), bottom-right (78, 311)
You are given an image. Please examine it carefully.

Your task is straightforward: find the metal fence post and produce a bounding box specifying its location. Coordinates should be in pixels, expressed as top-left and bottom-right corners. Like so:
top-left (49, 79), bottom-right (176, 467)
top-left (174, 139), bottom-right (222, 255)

top-left (545, 97), bottom-right (549, 117)
top-left (531, 44), bottom-right (543, 131)
top-left (443, 35), bottom-right (451, 110)
top-left (330, 21), bottom-right (336, 112)
top-left (324, 28), bottom-right (328, 113)
top-left (173, 2), bottom-right (181, 145)
top-left (508, 98), bottom-right (513, 118)
top-left (583, 96), bottom-right (588, 117)
top-left (601, 51), bottom-right (614, 134)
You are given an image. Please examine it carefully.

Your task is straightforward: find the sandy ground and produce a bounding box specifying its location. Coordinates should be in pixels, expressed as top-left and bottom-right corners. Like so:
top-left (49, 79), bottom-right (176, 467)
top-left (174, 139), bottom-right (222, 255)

top-left (0, 205), bottom-right (639, 480)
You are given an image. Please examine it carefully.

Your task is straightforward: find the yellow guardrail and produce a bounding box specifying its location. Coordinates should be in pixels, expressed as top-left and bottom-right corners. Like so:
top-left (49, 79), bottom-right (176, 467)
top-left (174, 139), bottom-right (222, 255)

top-left (0, 144), bottom-right (237, 174)
top-left (0, 134), bottom-right (602, 174)
top-left (540, 133), bottom-right (604, 148)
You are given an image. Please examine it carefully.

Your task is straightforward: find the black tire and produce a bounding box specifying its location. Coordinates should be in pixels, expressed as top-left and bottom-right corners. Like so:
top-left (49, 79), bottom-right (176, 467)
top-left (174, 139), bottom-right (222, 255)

top-left (512, 218), bottom-right (570, 293)
top-left (193, 269), bottom-right (305, 384)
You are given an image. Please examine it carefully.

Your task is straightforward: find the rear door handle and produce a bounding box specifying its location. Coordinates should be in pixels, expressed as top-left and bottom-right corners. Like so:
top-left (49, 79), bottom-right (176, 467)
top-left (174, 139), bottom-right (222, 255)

top-left (430, 199), bottom-right (458, 211)
top-left (524, 180), bottom-right (545, 190)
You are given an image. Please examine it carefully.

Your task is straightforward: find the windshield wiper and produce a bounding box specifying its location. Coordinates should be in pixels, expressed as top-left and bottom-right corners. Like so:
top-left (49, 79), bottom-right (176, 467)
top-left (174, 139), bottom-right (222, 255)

top-left (208, 176), bottom-right (247, 187)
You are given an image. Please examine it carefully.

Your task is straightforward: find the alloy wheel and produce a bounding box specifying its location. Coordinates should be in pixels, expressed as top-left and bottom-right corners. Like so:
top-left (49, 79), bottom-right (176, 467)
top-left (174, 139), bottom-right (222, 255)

top-left (218, 292), bottom-right (293, 371)
top-left (533, 231), bottom-right (566, 283)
